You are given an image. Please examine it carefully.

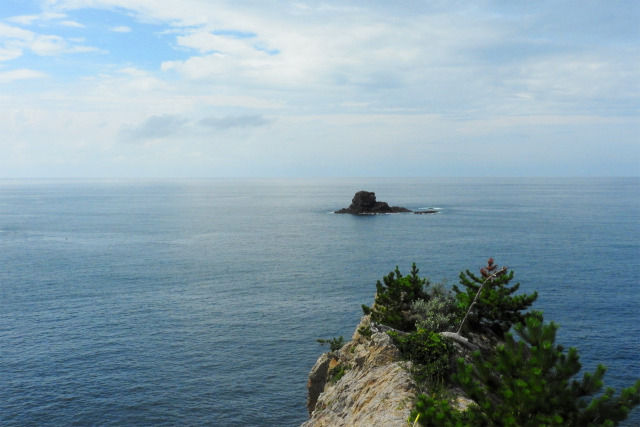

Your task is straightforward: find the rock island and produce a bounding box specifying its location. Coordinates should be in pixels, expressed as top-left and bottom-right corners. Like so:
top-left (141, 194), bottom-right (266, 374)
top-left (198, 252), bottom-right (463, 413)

top-left (334, 191), bottom-right (412, 214)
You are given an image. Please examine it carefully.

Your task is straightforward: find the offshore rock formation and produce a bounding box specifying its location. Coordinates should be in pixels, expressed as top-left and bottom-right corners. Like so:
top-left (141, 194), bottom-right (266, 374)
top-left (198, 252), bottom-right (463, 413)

top-left (334, 191), bottom-right (412, 214)
top-left (302, 316), bottom-right (417, 427)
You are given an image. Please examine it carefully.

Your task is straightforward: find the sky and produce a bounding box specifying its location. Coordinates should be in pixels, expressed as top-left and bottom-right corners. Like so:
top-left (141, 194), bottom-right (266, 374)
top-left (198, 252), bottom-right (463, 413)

top-left (0, 0), bottom-right (638, 178)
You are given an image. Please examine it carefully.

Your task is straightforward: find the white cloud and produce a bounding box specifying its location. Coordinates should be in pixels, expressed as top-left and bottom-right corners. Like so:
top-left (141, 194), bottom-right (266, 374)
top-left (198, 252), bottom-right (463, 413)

top-left (0, 69), bottom-right (47, 83)
top-left (0, 22), bottom-right (99, 59)
top-left (7, 15), bottom-right (39, 25)
top-left (30, 34), bottom-right (70, 55)
top-left (61, 20), bottom-right (85, 28)
top-left (517, 52), bottom-right (640, 100)
top-left (175, 31), bottom-right (255, 54)
top-left (0, 23), bottom-right (34, 39)
top-left (110, 26), bottom-right (132, 33)
top-left (454, 115), bottom-right (632, 136)
top-left (30, 34), bottom-right (99, 56)
top-left (0, 47), bottom-right (23, 61)
top-left (1, 0), bottom-right (637, 177)
top-left (0, 24), bottom-right (32, 61)
top-left (7, 12), bottom-right (67, 25)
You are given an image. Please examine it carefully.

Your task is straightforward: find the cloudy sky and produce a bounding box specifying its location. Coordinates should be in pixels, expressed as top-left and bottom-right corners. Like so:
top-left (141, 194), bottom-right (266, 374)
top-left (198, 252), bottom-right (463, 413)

top-left (1, 0), bottom-right (638, 178)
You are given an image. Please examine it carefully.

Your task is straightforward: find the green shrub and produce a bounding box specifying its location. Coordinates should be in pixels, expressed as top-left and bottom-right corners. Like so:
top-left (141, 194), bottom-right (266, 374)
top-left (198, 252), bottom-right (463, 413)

top-left (411, 396), bottom-right (481, 427)
top-left (316, 336), bottom-right (344, 352)
top-left (362, 263), bottom-right (429, 331)
top-left (388, 329), bottom-right (453, 390)
top-left (357, 325), bottom-right (372, 339)
top-left (328, 364), bottom-right (350, 383)
top-left (454, 258), bottom-right (537, 337)
top-left (350, 260), bottom-right (639, 426)
top-left (411, 283), bottom-right (461, 332)
top-left (412, 311), bottom-right (640, 426)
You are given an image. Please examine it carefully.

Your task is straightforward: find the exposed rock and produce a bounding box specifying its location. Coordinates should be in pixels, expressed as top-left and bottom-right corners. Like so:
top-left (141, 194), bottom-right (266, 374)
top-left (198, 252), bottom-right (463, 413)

top-left (303, 316), bottom-right (416, 426)
top-left (306, 353), bottom-right (332, 415)
top-left (334, 191), bottom-right (412, 214)
top-left (303, 314), bottom-right (498, 426)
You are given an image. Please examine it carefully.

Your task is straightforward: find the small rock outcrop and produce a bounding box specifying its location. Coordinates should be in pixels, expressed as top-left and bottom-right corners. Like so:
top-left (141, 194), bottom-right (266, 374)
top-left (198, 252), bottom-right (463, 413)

top-left (334, 191), bottom-right (412, 214)
top-left (303, 317), bottom-right (417, 426)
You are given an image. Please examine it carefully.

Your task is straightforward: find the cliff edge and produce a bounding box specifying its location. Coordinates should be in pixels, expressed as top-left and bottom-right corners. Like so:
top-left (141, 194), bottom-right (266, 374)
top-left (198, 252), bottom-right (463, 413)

top-left (303, 316), bottom-right (417, 427)
top-left (303, 260), bottom-right (640, 426)
top-left (302, 316), bottom-right (481, 427)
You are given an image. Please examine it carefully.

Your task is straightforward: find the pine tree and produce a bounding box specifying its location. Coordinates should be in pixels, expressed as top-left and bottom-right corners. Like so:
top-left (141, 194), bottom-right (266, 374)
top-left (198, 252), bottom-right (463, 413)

top-left (412, 311), bottom-right (640, 426)
top-left (451, 311), bottom-right (639, 426)
top-left (453, 258), bottom-right (537, 336)
top-left (361, 263), bottom-right (428, 331)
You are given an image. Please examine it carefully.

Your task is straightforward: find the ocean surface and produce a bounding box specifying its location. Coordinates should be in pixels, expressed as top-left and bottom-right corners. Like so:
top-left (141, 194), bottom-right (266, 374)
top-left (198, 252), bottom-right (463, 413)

top-left (1, 178), bottom-right (638, 426)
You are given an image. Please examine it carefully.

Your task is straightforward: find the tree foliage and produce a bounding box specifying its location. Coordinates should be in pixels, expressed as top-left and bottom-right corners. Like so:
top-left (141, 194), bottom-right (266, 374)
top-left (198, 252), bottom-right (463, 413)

top-left (316, 336), bottom-right (344, 352)
top-left (361, 263), bottom-right (428, 331)
top-left (453, 258), bottom-right (537, 337)
top-left (352, 259), bottom-right (638, 426)
top-left (411, 283), bottom-right (461, 333)
top-left (388, 328), bottom-right (453, 390)
top-left (412, 311), bottom-right (640, 426)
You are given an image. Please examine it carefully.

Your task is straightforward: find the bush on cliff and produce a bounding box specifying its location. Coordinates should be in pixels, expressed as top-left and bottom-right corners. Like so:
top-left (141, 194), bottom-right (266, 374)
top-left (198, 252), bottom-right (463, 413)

top-left (361, 263), bottom-right (429, 331)
top-left (316, 336), bottom-right (344, 352)
top-left (410, 283), bottom-right (461, 333)
top-left (453, 258), bottom-right (538, 337)
top-left (344, 259), bottom-right (638, 425)
top-left (388, 328), bottom-right (453, 391)
top-left (411, 311), bottom-right (640, 426)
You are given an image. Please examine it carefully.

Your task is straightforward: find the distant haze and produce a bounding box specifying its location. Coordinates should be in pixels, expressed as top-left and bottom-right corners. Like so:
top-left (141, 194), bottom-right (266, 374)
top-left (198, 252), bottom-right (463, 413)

top-left (1, 1), bottom-right (638, 178)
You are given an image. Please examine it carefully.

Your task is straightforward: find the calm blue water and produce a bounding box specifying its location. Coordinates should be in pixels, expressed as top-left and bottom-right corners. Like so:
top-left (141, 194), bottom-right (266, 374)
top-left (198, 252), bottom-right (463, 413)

top-left (1, 178), bottom-right (638, 426)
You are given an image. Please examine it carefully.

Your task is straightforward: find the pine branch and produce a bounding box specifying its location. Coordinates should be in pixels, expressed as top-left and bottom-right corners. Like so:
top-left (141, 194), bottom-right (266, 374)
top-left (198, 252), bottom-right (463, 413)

top-left (456, 266), bottom-right (508, 335)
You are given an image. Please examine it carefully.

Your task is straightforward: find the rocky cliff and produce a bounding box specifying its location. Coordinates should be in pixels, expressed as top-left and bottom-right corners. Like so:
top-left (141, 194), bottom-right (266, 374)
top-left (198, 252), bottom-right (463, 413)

top-left (302, 317), bottom-right (488, 426)
top-left (303, 316), bottom-right (417, 426)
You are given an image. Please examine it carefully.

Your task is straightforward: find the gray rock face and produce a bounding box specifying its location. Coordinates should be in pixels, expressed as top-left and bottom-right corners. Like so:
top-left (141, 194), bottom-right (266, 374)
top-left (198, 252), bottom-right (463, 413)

top-left (302, 316), bottom-right (494, 426)
top-left (334, 191), bottom-right (412, 214)
top-left (302, 316), bottom-right (417, 427)
top-left (351, 190), bottom-right (377, 208)
top-left (306, 353), bottom-right (332, 415)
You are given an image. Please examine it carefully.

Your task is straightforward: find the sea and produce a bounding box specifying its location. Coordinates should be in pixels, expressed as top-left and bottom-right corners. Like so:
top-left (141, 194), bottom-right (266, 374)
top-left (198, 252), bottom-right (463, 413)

top-left (1, 178), bottom-right (638, 426)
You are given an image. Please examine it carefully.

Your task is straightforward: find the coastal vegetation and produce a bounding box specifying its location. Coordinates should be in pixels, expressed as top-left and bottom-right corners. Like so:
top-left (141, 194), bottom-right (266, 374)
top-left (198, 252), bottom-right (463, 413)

top-left (414, 310), bottom-right (640, 426)
top-left (361, 263), bottom-right (429, 331)
top-left (453, 258), bottom-right (537, 337)
top-left (355, 259), bottom-right (640, 426)
top-left (316, 336), bottom-right (345, 352)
